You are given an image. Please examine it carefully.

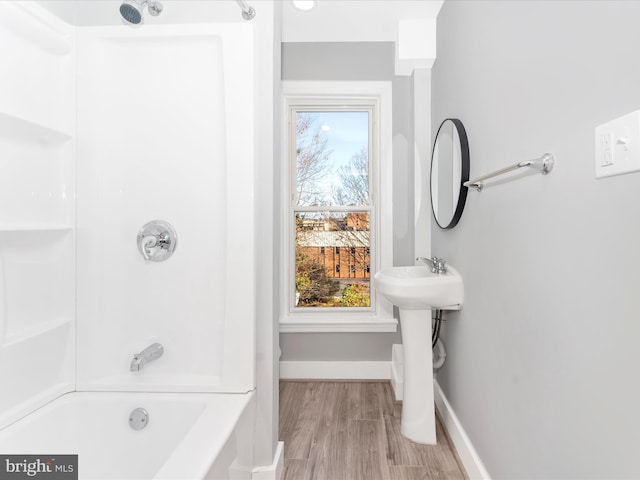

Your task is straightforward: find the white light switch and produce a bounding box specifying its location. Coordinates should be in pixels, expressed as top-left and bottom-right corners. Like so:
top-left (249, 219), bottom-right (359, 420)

top-left (595, 110), bottom-right (640, 178)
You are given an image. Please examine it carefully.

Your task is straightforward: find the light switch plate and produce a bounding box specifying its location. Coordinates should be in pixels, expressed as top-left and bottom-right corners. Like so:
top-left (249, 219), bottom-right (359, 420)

top-left (595, 110), bottom-right (640, 179)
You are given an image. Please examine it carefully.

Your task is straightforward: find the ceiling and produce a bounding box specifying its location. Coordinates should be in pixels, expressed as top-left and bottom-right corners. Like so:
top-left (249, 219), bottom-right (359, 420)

top-left (282, 0), bottom-right (444, 43)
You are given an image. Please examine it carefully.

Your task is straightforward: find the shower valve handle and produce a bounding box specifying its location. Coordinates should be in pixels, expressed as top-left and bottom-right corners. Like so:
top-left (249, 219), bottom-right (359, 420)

top-left (137, 220), bottom-right (177, 262)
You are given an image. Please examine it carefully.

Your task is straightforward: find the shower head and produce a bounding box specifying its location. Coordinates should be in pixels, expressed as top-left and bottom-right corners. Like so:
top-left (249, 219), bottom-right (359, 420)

top-left (120, 0), bottom-right (163, 25)
top-left (120, 1), bottom-right (142, 24)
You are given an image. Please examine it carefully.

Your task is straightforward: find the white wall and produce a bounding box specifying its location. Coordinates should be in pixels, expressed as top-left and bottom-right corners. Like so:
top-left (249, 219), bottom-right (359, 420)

top-left (432, 1), bottom-right (640, 478)
top-left (75, 24), bottom-right (255, 393)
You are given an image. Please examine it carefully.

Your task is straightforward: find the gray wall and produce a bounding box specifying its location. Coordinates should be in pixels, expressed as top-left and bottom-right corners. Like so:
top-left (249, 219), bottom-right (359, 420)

top-left (432, 1), bottom-right (640, 478)
top-left (280, 42), bottom-right (412, 361)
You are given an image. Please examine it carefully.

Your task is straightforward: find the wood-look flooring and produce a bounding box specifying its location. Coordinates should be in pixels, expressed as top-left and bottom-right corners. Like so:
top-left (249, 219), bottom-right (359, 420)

top-left (279, 381), bottom-right (468, 480)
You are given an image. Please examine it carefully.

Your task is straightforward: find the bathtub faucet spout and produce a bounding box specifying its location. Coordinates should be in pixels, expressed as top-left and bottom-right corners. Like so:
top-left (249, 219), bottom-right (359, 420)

top-left (130, 343), bottom-right (164, 372)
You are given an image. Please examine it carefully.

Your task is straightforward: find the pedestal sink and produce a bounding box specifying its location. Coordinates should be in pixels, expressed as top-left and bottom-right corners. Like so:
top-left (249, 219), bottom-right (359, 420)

top-left (374, 263), bottom-right (463, 444)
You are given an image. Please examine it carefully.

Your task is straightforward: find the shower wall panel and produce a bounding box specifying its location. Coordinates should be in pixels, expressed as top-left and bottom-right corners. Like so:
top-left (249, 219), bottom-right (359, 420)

top-left (0, 2), bottom-right (76, 428)
top-left (76, 24), bottom-right (255, 393)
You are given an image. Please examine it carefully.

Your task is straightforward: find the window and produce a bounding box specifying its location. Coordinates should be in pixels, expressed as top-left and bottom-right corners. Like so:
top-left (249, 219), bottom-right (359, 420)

top-left (294, 108), bottom-right (371, 308)
top-left (281, 82), bottom-right (396, 333)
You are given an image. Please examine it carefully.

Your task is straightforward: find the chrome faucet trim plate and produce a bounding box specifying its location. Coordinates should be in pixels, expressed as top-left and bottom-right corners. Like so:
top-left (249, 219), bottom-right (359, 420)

top-left (137, 220), bottom-right (177, 262)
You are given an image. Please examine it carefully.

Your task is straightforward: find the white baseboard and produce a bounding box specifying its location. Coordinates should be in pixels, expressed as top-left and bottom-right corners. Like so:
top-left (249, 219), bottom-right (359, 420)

top-left (434, 380), bottom-right (491, 480)
top-left (252, 441), bottom-right (284, 480)
top-left (279, 361), bottom-right (391, 380)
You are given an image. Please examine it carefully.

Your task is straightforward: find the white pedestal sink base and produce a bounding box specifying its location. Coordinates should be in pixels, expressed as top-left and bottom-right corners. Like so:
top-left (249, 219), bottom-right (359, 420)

top-left (373, 263), bottom-right (463, 445)
top-left (399, 308), bottom-right (436, 445)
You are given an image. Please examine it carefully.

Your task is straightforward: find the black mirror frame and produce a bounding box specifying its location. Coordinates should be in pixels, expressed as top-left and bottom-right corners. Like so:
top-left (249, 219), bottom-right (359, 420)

top-left (430, 118), bottom-right (470, 230)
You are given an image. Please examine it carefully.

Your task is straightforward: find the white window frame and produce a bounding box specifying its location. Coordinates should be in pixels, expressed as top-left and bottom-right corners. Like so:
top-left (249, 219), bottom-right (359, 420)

top-left (280, 81), bottom-right (396, 333)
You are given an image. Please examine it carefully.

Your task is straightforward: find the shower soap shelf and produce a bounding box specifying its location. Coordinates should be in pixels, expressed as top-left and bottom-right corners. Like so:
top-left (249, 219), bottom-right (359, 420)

top-left (0, 112), bottom-right (72, 144)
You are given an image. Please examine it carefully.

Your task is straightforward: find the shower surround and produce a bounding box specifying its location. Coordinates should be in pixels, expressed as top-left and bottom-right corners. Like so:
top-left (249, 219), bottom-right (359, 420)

top-left (0, 1), bottom-right (267, 478)
top-left (75, 22), bottom-right (254, 394)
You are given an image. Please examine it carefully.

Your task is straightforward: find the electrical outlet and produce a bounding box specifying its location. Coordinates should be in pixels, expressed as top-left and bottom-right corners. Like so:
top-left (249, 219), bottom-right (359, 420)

top-left (600, 131), bottom-right (613, 166)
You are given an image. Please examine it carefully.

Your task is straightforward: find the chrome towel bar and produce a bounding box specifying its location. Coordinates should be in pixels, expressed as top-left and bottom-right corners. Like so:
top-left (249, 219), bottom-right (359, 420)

top-left (464, 153), bottom-right (554, 192)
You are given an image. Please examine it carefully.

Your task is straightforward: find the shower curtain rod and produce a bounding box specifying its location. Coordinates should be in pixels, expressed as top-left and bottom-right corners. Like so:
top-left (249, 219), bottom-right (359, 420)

top-left (235, 0), bottom-right (256, 20)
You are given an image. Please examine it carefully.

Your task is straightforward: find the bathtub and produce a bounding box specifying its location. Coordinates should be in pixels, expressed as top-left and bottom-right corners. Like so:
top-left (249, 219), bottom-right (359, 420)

top-left (0, 391), bottom-right (255, 480)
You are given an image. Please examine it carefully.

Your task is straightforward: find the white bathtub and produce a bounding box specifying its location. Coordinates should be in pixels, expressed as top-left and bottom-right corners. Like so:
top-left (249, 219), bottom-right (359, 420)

top-left (0, 391), bottom-right (255, 480)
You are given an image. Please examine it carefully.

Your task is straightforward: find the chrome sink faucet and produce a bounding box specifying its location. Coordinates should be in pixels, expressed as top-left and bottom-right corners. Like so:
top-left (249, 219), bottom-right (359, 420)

top-left (416, 256), bottom-right (447, 274)
top-left (130, 343), bottom-right (164, 372)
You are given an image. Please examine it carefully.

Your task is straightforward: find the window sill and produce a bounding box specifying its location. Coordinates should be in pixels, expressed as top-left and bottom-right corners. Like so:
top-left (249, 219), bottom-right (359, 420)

top-left (279, 316), bottom-right (398, 333)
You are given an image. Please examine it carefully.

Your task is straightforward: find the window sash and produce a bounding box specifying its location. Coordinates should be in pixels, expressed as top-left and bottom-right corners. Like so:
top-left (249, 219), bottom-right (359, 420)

top-left (292, 209), bottom-right (375, 313)
top-left (290, 106), bottom-right (374, 209)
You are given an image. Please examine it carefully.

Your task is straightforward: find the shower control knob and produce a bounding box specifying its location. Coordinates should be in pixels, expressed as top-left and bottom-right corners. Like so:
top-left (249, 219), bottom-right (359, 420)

top-left (137, 220), bottom-right (177, 262)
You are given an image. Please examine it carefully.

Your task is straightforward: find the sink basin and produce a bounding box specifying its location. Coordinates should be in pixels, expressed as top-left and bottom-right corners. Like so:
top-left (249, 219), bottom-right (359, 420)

top-left (374, 265), bottom-right (463, 310)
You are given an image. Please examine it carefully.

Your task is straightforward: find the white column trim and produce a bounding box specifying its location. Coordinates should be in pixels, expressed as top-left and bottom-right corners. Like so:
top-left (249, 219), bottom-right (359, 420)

top-left (252, 441), bottom-right (284, 480)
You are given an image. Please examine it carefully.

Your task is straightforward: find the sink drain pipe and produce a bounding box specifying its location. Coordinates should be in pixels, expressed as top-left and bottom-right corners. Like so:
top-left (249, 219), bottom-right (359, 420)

top-left (432, 309), bottom-right (447, 370)
top-left (432, 309), bottom-right (444, 347)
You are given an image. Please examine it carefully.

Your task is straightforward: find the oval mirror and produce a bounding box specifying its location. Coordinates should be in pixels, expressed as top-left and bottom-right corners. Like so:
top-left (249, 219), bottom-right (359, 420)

top-left (430, 118), bottom-right (470, 229)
